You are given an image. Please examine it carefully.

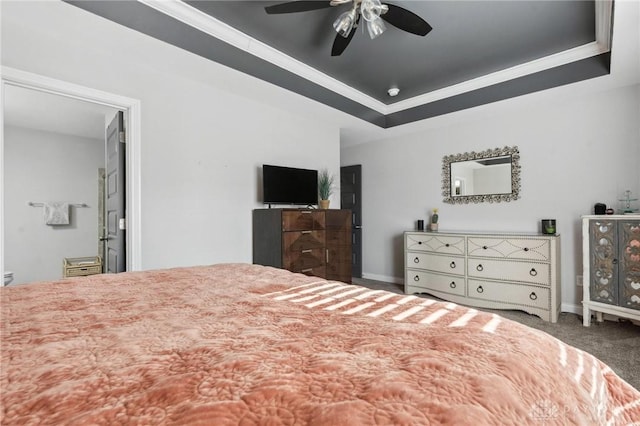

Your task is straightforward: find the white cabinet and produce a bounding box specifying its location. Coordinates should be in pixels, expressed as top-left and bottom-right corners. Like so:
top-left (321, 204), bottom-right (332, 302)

top-left (405, 231), bottom-right (561, 322)
top-left (582, 215), bottom-right (640, 326)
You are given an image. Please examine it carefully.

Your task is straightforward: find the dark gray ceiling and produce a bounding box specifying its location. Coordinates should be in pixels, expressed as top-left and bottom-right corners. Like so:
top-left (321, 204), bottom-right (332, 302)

top-left (188, 1), bottom-right (597, 103)
top-left (67, 1), bottom-right (610, 128)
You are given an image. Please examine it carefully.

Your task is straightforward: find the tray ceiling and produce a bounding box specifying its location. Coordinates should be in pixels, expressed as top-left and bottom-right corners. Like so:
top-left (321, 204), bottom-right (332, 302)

top-left (67, 1), bottom-right (612, 128)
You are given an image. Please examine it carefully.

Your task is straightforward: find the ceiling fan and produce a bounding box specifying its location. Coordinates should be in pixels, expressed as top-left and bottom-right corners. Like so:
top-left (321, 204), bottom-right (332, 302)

top-left (265, 0), bottom-right (432, 56)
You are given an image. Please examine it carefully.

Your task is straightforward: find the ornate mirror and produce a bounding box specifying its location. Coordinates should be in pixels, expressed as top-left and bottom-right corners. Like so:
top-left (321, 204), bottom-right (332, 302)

top-left (442, 146), bottom-right (521, 204)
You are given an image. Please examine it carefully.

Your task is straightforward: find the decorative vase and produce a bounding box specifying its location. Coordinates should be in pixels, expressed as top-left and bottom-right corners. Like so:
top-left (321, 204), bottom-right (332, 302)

top-left (319, 199), bottom-right (330, 209)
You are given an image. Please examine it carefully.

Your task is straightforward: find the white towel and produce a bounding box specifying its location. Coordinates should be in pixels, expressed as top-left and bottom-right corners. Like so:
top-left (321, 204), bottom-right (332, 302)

top-left (44, 202), bottom-right (70, 225)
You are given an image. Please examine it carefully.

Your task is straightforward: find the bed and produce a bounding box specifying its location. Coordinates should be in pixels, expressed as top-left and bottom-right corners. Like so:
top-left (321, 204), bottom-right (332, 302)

top-left (1, 263), bottom-right (639, 424)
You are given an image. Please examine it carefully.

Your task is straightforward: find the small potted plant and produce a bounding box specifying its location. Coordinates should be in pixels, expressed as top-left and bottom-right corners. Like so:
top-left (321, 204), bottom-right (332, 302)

top-left (318, 169), bottom-right (335, 209)
top-left (430, 208), bottom-right (439, 231)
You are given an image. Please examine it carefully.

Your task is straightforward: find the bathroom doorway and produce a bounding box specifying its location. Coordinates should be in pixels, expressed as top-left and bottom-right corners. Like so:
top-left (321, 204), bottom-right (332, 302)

top-left (1, 68), bottom-right (142, 284)
top-left (3, 85), bottom-right (119, 284)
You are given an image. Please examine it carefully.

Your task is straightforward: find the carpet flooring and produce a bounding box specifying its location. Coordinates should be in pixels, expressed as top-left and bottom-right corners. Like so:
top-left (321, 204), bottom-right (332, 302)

top-left (353, 278), bottom-right (640, 391)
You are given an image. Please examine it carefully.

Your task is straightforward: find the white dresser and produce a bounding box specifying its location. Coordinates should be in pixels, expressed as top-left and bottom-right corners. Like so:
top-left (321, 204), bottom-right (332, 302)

top-left (404, 231), bottom-right (561, 322)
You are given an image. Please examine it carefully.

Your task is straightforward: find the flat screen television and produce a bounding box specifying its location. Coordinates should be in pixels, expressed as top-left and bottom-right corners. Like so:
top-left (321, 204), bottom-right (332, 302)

top-left (262, 164), bottom-right (318, 206)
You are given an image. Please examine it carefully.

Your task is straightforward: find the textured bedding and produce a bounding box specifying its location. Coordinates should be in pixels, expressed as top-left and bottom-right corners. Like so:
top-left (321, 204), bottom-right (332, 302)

top-left (1, 263), bottom-right (639, 425)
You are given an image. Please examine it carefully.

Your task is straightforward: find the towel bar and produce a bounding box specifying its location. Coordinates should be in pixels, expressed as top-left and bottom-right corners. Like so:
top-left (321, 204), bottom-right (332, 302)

top-left (28, 202), bottom-right (88, 207)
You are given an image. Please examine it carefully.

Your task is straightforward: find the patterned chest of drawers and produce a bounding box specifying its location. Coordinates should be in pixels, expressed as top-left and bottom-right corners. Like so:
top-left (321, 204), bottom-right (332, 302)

top-left (405, 231), bottom-right (561, 322)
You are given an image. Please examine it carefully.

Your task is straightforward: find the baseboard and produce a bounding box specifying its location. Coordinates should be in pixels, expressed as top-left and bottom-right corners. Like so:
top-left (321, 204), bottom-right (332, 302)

top-left (561, 303), bottom-right (582, 315)
top-left (361, 272), bottom-right (403, 285)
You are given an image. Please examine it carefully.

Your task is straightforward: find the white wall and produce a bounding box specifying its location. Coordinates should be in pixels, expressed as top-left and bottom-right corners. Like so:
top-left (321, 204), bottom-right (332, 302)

top-left (341, 83), bottom-right (640, 311)
top-left (1, 1), bottom-right (344, 271)
top-left (4, 126), bottom-right (104, 284)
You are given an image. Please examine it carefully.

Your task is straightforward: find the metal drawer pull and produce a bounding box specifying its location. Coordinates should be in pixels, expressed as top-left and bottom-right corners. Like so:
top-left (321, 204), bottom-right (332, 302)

top-left (529, 292), bottom-right (537, 300)
top-left (523, 247), bottom-right (529, 252)
top-left (302, 249), bottom-right (312, 254)
top-left (445, 243), bottom-right (450, 247)
top-left (414, 257), bottom-right (420, 264)
top-left (449, 282), bottom-right (456, 289)
top-left (476, 286), bottom-right (484, 293)
top-left (301, 211), bottom-right (312, 214)
top-left (301, 230), bottom-right (312, 234)
top-left (301, 268), bottom-right (313, 273)
top-left (414, 275), bottom-right (420, 282)
top-left (418, 241), bottom-right (423, 245)
top-left (529, 268), bottom-right (537, 276)
top-left (482, 245), bottom-right (488, 250)
top-left (476, 264), bottom-right (484, 272)
top-left (450, 261), bottom-right (456, 269)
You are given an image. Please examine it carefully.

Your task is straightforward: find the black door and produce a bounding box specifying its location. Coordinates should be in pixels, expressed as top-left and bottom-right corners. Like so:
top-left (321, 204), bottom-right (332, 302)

top-left (105, 111), bottom-right (126, 273)
top-left (340, 165), bottom-right (362, 278)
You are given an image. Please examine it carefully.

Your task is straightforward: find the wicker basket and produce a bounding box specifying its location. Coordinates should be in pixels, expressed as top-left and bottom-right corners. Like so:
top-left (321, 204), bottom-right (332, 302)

top-left (63, 256), bottom-right (102, 278)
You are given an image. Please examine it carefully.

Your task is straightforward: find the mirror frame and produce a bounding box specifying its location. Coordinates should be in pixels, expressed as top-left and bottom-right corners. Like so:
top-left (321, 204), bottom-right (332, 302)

top-left (442, 145), bottom-right (521, 204)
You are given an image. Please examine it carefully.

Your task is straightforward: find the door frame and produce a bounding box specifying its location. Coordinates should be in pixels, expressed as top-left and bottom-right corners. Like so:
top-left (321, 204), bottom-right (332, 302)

top-left (0, 66), bottom-right (142, 275)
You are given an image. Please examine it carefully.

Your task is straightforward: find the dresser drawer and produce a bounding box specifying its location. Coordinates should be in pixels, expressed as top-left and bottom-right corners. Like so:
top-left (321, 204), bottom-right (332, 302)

top-left (284, 248), bottom-right (325, 272)
top-left (467, 237), bottom-right (550, 261)
top-left (467, 258), bottom-right (550, 286)
top-left (405, 233), bottom-right (465, 255)
top-left (468, 279), bottom-right (549, 311)
top-left (407, 252), bottom-right (465, 276)
top-left (282, 210), bottom-right (325, 231)
top-left (406, 270), bottom-right (465, 297)
top-left (283, 230), bottom-right (325, 251)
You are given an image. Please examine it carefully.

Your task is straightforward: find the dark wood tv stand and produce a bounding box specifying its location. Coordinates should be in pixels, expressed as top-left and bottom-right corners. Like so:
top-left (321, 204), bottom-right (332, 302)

top-left (253, 208), bottom-right (352, 283)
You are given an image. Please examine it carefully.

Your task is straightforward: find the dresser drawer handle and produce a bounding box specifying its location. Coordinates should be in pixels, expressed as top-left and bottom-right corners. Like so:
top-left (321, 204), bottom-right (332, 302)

top-left (450, 261), bottom-right (456, 269)
top-left (449, 282), bottom-right (456, 289)
top-left (476, 264), bottom-right (484, 272)
top-left (302, 249), bottom-right (312, 254)
top-left (301, 211), bottom-right (312, 214)
top-left (529, 268), bottom-right (537, 276)
top-left (523, 247), bottom-right (529, 252)
top-left (414, 275), bottom-right (420, 282)
top-left (445, 243), bottom-right (450, 247)
top-left (529, 292), bottom-right (538, 301)
top-left (418, 241), bottom-right (423, 245)
top-left (301, 230), bottom-right (312, 234)
top-left (476, 286), bottom-right (484, 293)
top-left (301, 268), bottom-right (313, 273)
top-left (482, 245), bottom-right (488, 250)
top-left (414, 257), bottom-right (420, 264)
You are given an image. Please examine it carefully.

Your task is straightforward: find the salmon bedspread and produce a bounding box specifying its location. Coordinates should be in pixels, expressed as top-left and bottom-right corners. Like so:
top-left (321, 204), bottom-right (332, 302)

top-left (1, 263), bottom-right (639, 425)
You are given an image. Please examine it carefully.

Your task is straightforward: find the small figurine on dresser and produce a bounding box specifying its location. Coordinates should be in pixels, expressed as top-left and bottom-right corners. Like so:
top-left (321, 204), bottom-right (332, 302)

top-left (430, 208), bottom-right (439, 231)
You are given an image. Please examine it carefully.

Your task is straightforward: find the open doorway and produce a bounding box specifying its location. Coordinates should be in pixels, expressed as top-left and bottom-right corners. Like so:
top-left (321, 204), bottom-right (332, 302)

top-left (3, 86), bottom-right (120, 284)
top-left (1, 67), bottom-right (142, 283)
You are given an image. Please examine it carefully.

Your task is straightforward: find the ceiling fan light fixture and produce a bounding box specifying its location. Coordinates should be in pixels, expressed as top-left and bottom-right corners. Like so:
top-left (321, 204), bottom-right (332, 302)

top-left (333, 8), bottom-right (357, 37)
top-left (360, 0), bottom-right (383, 22)
top-left (367, 16), bottom-right (386, 39)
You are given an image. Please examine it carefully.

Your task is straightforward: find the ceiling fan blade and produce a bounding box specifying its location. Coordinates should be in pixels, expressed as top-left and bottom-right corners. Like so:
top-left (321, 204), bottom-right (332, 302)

top-left (381, 4), bottom-right (432, 36)
top-left (265, 1), bottom-right (332, 14)
top-left (331, 26), bottom-right (357, 56)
